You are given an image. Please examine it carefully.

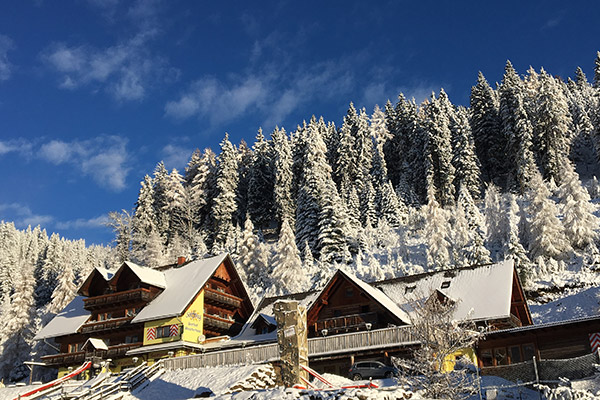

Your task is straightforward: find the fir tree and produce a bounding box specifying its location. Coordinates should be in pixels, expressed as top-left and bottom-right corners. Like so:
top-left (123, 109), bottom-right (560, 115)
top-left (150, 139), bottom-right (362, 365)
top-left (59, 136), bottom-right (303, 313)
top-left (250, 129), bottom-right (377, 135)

top-left (272, 127), bottom-right (295, 230)
top-left (48, 263), bottom-right (77, 314)
top-left (423, 186), bottom-right (451, 270)
top-left (237, 217), bottom-right (269, 302)
top-left (248, 129), bottom-right (276, 230)
top-left (450, 107), bottom-right (482, 199)
top-left (270, 219), bottom-right (310, 295)
top-left (212, 134), bottom-right (239, 252)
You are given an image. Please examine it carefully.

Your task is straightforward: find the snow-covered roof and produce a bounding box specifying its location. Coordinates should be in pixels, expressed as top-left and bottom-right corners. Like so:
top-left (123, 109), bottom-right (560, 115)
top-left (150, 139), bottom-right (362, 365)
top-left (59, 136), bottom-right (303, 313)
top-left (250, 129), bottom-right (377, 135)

top-left (126, 340), bottom-right (204, 355)
top-left (83, 338), bottom-right (108, 351)
top-left (121, 261), bottom-right (166, 289)
top-left (336, 269), bottom-right (411, 324)
top-left (34, 296), bottom-right (90, 340)
top-left (132, 253), bottom-right (230, 323)
top-left (374, 259), bottom-right (516, 322)
top-left (95, 267), bottom-right (114, 281)
top-left (254, 313), bottom-right (277, 327)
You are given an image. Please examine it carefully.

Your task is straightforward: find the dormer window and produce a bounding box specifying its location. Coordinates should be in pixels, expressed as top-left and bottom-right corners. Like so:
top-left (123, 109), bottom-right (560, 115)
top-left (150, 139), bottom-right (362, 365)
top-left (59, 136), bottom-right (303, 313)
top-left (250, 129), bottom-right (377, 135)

top-left (405, 285), bottom-right (416, 294)
top-left (441, 281), bottom-right (451, 289)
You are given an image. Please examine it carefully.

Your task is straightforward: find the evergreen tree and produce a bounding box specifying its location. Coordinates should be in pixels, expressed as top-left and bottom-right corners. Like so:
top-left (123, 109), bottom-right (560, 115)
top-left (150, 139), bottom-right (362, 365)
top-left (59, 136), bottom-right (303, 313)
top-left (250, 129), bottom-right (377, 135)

top-left (450, 107), bottom-right (482, 199)
top-left (184, 148), bottom-right (203, 186)
top-left (272, 127), bottom-right (295, 230)
top-left (247, 129), bottom-right (275, 230)
top-left (235, 139), bottom-right (252, 228)
top-left (270, 219), bottom-right (310, 295)
top-left (152, 162), bottom-right (171, 241)
top-left (594, 51), bottom-right (600, 89)
top-left (48, 263), bottom-right (77, 314)
top-left (502, 194), bottom-right (533, 283)
top-left (237, 217), bottom-right (269, 302)
top-left (107, 210), bottom-right (131, 264)
top-left (557, 162), bottom-right (600, 249)
top-left (423, 186), bottom-right (451, 270)
top-left (527, 172), bottom-right (572, 260)
top-left (483, 183), bottom-right (504, 253)
top-left (212, 134), bottom-right (239, 252)
top-left (131, 175), bottom-right (160, 264)
top-left (470, 71), bottom-right (503, 183)
top-left (189, 148), bottom-right (217, 234)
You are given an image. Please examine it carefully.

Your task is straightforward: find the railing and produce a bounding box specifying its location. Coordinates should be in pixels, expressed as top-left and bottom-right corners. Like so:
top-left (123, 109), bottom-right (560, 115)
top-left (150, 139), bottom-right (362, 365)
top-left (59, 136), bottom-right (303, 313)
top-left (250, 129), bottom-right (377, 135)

top-left (81, 316), bottom-right (135, 334)
top-left (41, 352), bottom-right (85, 366)
top-left (83, 288), bottom-right (155, 310)
top-left (162, 325), bottom-right (419, 370)
top-left (204, 314), bottom-right (237, 331)
top-left (314, 312), bottom-right (379, 334)
top-left (204, 288), bottom-right (243, 309)
top-left (105, 343), bottom-right (143, 358)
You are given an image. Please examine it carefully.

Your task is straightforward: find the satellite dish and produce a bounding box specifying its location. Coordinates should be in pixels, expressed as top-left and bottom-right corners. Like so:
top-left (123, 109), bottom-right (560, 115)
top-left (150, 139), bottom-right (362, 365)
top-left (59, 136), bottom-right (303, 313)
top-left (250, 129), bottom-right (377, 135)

top-left (197, 334), bottom-right (206, 343)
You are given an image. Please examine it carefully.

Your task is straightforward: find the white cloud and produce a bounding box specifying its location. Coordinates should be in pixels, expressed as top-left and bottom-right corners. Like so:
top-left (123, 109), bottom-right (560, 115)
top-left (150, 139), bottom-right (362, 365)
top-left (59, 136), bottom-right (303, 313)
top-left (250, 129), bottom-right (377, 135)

top-left (0, 34), bottom-right (14, 82)
top-left (161, 144), bottom-right (193, 170)
top-left (0, 203), bottom-right (53, 228)
top-left (39, 136), bottom-right (131, 191)
top-left (0, 139), bottom-right (33, 156)
top-left (55, 215), bottom-right (109, 230)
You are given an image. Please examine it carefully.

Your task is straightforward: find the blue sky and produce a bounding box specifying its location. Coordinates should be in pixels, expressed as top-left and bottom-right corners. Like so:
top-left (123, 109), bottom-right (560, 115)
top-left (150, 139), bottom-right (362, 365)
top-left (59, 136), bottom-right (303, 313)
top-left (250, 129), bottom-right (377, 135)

top-left (0, 1), bottom-right (598, 245)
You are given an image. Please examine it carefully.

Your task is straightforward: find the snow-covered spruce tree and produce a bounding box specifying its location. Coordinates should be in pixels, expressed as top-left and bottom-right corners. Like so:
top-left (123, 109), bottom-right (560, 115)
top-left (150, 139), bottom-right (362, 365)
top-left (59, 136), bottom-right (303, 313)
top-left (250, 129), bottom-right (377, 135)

top-left (184, 148), bottom-right (202, 185)
top-left (296, 119), bottom-right (353, 263)
top-left (359, 180), bottom-right (377, 228)
top-left (164, 168), bottom-right (186, 245)
top-left (567, 76), bottom-right (596, 166)
top-left (483, 183), bottom-right (505, 255)
top-left (234, 139), bottom-right (252, 229)
top-left (499, 61), bottom-right (538, 193)
top-left (107, 209), bottom-right (131, 264)
top-left (385, 95), bottom-right (419, 190)
top-left (189, 148), bottom-right (217, 235)
top-left (0, 222), bottom-right (19, 301)
top-left (237, 217), bottom-right (270, 302)
top-left (379, 181), bottom-right (405, 227)
top-left (533, 70), bottom-right (573, 184)
top-left (270, 219), bottom-right (310, 295)
top-left (422, 90), bottom-right (456, 207)
top-left (247, 129), bottom-right (275, 230)
top-left (212, 134), bottom-right (239, 253)
top-left (152, 162), bottom-right (171, 241)
top-left (594, 51), bottom-right (600, 89)
top-left (527, 172), bottom-right (572, 262)
top-left (322, 120), bottom-right (340, 170)
top-left (33, 232), bottom-right (62, 309)
top-left (131, 175), bottom-right (163, 266)
top-left (470, 71), bottom-right (503, 183)
top-left (501, 194), bottom-right (533, 285)
top-left (423, 185), bottom-right (452, 270)
top-left (453, 186), bottom-right (491, 266)
top-left (557, 162), bottom-right (600, 249)
top-left (0, 261), bottom-right (36, 382)
top-left (450, 106), bottom-right (482, 199)
top-left (334, 105), bottom-right (359, 194)
top-left (272, 127), bottom-right (295, 230)
top-left (48, 263), bottom-right (77, 314)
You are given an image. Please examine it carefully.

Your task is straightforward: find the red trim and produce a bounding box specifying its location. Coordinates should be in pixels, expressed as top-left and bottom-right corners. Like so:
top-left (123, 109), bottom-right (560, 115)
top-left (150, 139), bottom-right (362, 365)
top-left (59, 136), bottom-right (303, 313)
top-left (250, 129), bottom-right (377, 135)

top-left (12, 361), bottom-right (92, 400)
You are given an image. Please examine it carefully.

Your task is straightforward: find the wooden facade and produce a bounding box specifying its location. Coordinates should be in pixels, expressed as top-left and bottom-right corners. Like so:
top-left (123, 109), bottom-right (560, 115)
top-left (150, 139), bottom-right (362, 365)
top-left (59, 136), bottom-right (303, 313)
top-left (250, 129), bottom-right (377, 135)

top-left (307, 270), bottom-right (406, 337)
top-left (476, 316), bottom-right (600, 367)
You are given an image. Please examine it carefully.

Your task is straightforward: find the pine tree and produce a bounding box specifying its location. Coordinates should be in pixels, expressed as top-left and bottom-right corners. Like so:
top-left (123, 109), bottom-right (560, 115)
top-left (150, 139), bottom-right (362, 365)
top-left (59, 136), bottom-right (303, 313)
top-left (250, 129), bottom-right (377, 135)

top-left (237, 217), bottom-right (269, 302)
top-left (272, 127), bottom-right (295, 230)
top-left (152, 162), bottom-right (171, 241)
top-left (502, 194), bottom-right (533, 284)
top-left (470, 71), bottom-right (503, 183)
top-left (48, 263), bottom-right (77, 314)
top-left (422, 91), bottom-right (456, 206)
top-left (235, 139), bottom-right (252, 228)
top-left (423, 186), bottom-right (451, 270)
top-left (557, 162), bottom-right (600, 249)
top-left (212, 134), bottom-right (239, 252)
top-left (450, 107), bottom-right (482, 199)
top-left (270, 220), bottom-right (310, 295)
top-left (184, 148), bottom-right (203, 186)
top-left (527, 172), bottom-right (572, 260)
top-left (131, 175), bottom-right (160, 264)
top-left (248, 129), bottom-right (275, 230)
top-left (189, 148), bottom-right (217, 234)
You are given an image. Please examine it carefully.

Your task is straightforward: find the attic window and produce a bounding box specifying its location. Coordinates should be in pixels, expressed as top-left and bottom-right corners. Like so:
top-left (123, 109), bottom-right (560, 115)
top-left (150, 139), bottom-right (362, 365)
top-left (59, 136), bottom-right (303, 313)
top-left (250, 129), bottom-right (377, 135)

top-left (441, 281), bottom-right (451, 289)
top-left (405, 285), bottom-right (416, 294)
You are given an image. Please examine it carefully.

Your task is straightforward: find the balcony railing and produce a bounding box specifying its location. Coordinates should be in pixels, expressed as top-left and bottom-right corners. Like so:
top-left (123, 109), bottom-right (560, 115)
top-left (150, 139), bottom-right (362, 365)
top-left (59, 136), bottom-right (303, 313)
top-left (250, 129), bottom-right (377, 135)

top-left (314, 312), bottom-right (379, 335)
top-left (83, 288), bottom-right (155, 310)
top-left (40, 343), bottom-right (143, 366)
top-left (204, 288), bottom-right (243, 309)
top-left (203, 314), bottom-right (237, 332)
top-left (41, 351), bottom-right (85, 366)
top-left (81, 316), bottom-right (135, 334)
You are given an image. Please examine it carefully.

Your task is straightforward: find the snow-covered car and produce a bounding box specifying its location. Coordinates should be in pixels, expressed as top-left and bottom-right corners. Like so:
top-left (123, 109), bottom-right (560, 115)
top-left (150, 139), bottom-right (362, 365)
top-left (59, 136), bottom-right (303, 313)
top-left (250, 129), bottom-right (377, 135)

top-left (348, 361), bottom-right (399, 380)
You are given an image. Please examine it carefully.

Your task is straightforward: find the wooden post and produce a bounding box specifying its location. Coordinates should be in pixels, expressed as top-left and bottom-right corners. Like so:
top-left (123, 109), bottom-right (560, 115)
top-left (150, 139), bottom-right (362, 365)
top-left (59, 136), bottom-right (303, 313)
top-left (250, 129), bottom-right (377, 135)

top-left (273, 300), bottom-right (309, 387)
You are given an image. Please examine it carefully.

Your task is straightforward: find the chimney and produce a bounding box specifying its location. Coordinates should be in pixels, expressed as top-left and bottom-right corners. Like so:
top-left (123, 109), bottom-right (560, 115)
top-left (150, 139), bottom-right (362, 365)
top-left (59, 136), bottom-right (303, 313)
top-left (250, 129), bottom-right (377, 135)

top-left (177, 256), bottom-right (186, 266)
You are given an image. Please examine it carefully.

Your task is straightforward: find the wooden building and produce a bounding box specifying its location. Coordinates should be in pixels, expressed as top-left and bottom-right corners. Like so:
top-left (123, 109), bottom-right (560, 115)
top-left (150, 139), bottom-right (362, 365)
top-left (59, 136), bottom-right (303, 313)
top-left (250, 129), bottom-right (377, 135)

top-left (35, 253), bottom-right (253, 376)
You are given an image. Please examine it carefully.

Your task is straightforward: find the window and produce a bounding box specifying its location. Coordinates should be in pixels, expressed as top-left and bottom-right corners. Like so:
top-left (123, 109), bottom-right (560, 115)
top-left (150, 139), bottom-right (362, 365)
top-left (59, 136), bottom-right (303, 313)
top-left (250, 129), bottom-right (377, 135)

top-left (97, 312), bottom-right (112, 321)
top-left (405, 285), bottom-right (416, 294)
top-left (494, 348), bottom-right (508, 366)
top-left (441, 281), bottom-right (451, 289)
top-left (126, 308), bottom-right (138, 317)
top-left (360, 305), bottom-right (370, 313)
top-left (480, 349), bottom-right (493, 367)
top-left (522, 344), bottom-right (535, 361)
top-left (509, 346), bottom-right (522, 363)
top-left (68, 343), bottom-right (82, 353)
top-left (125, 335), bottom-right (139, 344)
top-left (345, 287), bottom-right (354, 297)
top-left (156, 326), bottom-right (171, 338)
top-left (333, 310), bottom-right (342, 317)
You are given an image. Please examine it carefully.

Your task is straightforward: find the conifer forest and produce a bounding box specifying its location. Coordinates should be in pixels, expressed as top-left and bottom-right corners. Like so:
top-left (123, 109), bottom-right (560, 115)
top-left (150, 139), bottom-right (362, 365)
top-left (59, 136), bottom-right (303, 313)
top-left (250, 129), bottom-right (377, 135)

top-left (3, 55), bottom-right (600, 381)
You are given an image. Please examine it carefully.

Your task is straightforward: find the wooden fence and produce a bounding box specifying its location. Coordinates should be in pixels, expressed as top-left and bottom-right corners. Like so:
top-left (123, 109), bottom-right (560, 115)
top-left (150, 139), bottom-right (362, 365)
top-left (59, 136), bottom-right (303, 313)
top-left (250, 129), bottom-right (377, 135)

top-left (162, 325), bottom-right (419, 370)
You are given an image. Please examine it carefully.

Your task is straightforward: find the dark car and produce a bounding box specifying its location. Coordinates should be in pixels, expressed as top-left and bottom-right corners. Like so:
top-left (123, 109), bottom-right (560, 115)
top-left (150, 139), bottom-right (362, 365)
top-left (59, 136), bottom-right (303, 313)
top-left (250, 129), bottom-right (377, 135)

top-left (348, 361), bottom-right (399, 380)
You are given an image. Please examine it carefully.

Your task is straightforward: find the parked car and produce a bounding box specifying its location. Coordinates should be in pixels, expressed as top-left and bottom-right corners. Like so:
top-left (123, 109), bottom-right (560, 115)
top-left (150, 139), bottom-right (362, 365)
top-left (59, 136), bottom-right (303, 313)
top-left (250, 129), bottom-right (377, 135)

top-left (348, 361), bottom-right (399, 380)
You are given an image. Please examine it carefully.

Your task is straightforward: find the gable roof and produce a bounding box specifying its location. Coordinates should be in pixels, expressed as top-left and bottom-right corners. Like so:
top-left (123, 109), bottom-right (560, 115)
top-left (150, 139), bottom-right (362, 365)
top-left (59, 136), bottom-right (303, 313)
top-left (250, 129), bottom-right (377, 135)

top-left (132, 253), bottom-right (240, 323)
top-left (34, 296), bottom-right (90, 340)
top-left (374, 259), bottom-right (516, 323)
top-left (82, 338), bottom-right (108, 351)
top-left (117, 261), bottom-right (166, 289)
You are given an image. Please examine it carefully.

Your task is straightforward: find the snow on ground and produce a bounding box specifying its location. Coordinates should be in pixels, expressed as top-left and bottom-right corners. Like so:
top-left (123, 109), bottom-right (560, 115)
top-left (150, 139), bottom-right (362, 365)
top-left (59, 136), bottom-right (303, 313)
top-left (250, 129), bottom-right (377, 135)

top-left (530, 285), bottom-right (600, 324)
top-left (0, 384), bottom-right (36, 400)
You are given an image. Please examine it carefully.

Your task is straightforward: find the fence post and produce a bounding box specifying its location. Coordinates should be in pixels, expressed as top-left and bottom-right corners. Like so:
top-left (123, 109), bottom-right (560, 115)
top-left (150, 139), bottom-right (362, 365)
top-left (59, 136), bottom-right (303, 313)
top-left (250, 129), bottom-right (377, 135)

top-left (532, 356), bottom-right (541, 400)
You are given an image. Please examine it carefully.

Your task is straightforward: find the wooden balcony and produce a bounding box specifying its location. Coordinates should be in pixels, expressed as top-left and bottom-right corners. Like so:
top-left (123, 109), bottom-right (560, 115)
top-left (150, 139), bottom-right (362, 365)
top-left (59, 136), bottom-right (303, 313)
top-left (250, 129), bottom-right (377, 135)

top-left (204, 314), bottom-right (237, 333)
top-left (83, 288), bottom-right (155, 311)
top-left (204, 288), bottom-right (242, 309)
top-left (81, 316), bottom-right (135, 334)
top-left (40, 343), bottom-right (143, 366)
top-left (314, 312), bottom-right (379, 335)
